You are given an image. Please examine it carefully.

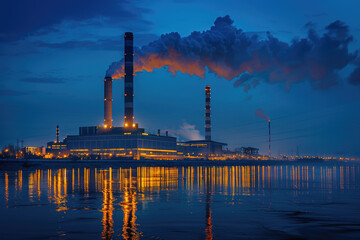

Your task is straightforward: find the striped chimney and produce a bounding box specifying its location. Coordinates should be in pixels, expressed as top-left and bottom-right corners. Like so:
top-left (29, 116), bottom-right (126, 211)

top-left (205, 85), bottom-right (211, 141)
top-left (56, 125), bottom-right (59, 143)
top-left (124, 32), bottom-right (134, 128)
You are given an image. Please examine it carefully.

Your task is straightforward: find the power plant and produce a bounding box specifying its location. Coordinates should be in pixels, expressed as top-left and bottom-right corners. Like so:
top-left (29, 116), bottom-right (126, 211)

top-left (47, 32), bottom-right (227, 159)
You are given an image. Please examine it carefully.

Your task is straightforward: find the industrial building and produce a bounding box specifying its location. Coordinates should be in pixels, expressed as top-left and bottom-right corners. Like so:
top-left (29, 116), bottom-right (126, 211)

top-left (235, 147), bottom-right (259, 156)
top-left (47, 32), bottom-right (227, 160)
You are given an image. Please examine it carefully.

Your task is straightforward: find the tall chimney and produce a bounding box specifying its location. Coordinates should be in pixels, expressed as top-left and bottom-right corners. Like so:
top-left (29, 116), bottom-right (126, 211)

top-left (104, 76), bottom-right (113, 127)
top-left (268, 120), bottom-right (271, 158)
top-left (56, 125), bottom-right (59, 143)
top-left (205, 86), bottom-right (211, 141)
top-left (124, 32), bottom-right (134, 128)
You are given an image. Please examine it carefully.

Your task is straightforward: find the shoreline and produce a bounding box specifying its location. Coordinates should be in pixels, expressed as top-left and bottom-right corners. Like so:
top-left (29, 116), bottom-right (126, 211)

top-left (0, 158), bottom-right (359, 170)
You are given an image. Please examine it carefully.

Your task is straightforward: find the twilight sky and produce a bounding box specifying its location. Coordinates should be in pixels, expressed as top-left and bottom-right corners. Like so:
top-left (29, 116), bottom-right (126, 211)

top-left (0, 0), bottom-right (359, 157)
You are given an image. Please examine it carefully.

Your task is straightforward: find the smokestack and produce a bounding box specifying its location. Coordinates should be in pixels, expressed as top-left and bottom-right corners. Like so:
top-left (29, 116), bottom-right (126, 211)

top-left (56, 125), bottom-right (59, 143)
top-left (104, 76), bottom-right (113, 127)
top-left (268, 120), bottom-right (271, 158)
top-left (158, 129), bottom-right (160, 136)
top-left (124, 32), bottom-right (134, 128)
top-left (205, 86), bottom-right (211, 141)
top-left (166, 131), bottom-right (168, 137)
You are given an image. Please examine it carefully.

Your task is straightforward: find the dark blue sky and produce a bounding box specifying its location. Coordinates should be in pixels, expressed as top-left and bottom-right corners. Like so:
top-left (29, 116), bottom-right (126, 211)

top-left (0, 0), bottom-right (359, 157)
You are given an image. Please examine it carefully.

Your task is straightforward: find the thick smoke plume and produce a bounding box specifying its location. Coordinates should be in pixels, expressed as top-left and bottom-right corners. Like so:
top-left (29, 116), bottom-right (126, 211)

top-left (106, 15), bottom-right (359, 90)
top-left (255, 109), bottom-right (270, 122)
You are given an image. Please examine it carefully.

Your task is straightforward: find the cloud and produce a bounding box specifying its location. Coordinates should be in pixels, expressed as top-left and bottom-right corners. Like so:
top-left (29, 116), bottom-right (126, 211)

top-left (20, 77), bottom-right (66, 84)
top-left (0, 0), bottom-right (152, 42)
top-left (107, 15), bottom-right (359, 91)
top-left (167, 122), bottom-right (203, 141)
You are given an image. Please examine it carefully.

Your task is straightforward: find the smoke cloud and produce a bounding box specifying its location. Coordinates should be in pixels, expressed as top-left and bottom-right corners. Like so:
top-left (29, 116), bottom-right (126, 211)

top-left (106, 15), bottom-right (359, 90)
top-left (255, 109), bottom-right (270, 122)
top-left (167, 122), bottom-right (203, 141)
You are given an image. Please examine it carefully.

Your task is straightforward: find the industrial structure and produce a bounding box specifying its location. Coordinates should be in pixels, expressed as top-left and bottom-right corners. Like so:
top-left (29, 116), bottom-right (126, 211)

top-left (235, 147), bottom-right (259, 156)
top-left (205, 86), bottom-right (211, 141)
top-left (268, 120), bottom-right (271, 158)
top-left (104, 76), bottom-right (113, 127)
top-left (47, 32), bottom-right (227, 160)
top-left (177, 85), bottom-right (226, 157)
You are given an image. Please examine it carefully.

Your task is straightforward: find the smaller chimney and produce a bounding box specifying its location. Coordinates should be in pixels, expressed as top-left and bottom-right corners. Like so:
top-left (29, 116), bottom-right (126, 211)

top-left (166, 131), bottom-right (168, 137)
top-left (104, 76), bottom-right (113, 128)
top-left (268, 120), bottom-right (271, 158)
top-left (157, 129), bottom-right (160, 136)
top-left (205, 86), bottom-right (211, 141)
top-left (56, 125), bottom-right (59, 143)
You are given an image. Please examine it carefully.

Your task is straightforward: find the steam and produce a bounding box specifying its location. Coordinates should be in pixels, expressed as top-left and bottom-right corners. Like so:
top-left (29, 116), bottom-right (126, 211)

top-left (106, 15), bottom-right (359, 90)
top-left (167, 122), bottom-right (203, 141)
top-left (255, 109), bottom-right (270, 122)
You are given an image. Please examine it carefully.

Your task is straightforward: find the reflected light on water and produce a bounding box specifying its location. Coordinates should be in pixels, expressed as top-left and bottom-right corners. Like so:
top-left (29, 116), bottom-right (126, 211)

top-left (1, 165), bottom-right (360, 239)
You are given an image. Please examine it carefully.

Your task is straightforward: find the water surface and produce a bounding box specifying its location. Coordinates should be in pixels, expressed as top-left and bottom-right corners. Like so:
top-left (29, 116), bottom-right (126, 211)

top-left (1, 164), bottom-right (360, 239)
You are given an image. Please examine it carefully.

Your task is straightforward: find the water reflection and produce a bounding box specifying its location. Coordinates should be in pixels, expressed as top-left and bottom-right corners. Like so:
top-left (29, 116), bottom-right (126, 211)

top-left (205, 169), bottom-right (213, 240)
top-left (1, 165), bottom-right (360, 239)
top-left (121, 169), bottom-right (141, 240)
top-left (100, 168), bottom-right (115, 239)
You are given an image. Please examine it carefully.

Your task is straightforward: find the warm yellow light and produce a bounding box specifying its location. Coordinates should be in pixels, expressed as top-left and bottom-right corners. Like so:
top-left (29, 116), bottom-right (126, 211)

top-left (104, 124), bottom-right (108, 128)
top-left (132, 123), bottom-right (135, 127)
top-left (125, 123), bottom-right (128, 127)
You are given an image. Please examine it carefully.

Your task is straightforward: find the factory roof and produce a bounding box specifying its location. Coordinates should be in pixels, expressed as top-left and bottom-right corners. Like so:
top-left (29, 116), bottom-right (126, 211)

top-left (179, 140), bottom-right (227, 146)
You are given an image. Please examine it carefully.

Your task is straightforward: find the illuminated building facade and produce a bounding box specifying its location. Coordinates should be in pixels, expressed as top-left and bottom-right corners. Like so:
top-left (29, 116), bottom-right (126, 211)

top-left (177, 140), bottom-right (226, 157)
top-left (64, 131), bottom-right (177, 159)
top-left (24, 147), bottom-right (46, 155)
top-left (47, 141), bottom-right (68, 155)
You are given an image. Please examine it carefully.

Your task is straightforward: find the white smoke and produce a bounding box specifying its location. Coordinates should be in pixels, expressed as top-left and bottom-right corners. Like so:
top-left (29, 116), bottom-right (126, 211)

top-left (167, 121), bottom-right (203, 141)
